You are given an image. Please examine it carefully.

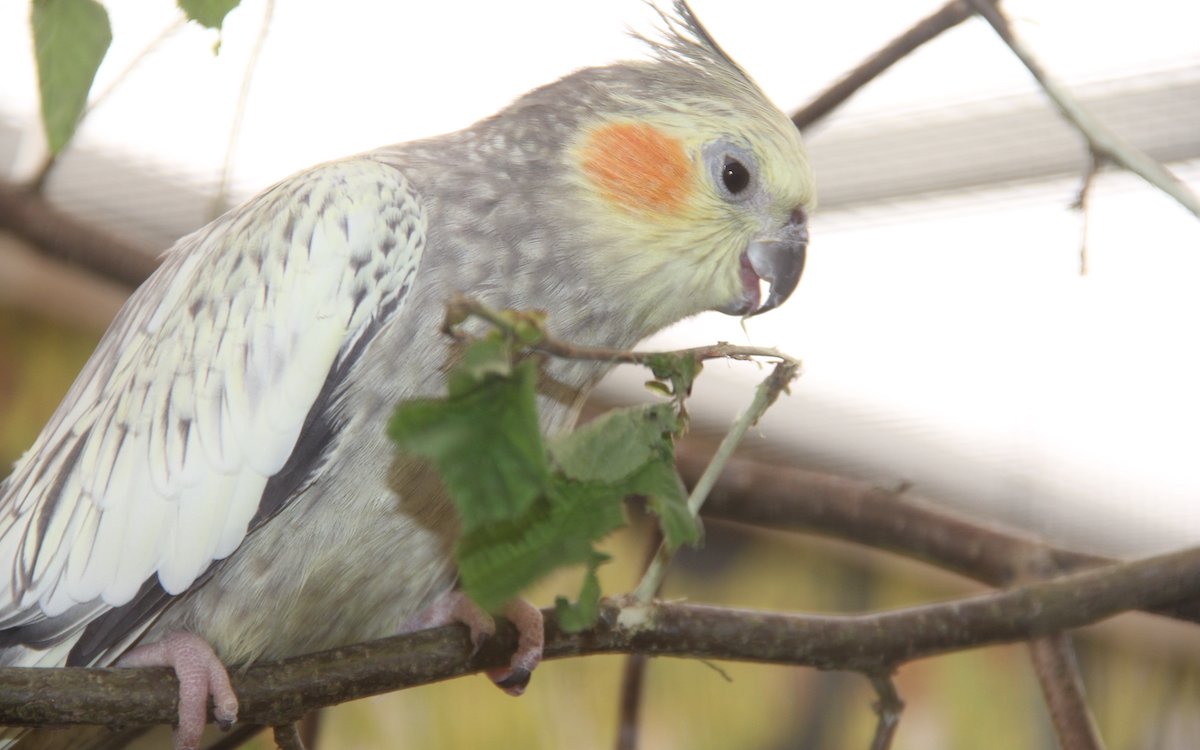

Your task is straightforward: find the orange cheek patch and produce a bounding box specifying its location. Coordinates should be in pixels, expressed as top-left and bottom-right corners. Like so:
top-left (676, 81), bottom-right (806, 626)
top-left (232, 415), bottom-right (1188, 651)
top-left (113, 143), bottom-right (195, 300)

top-left (581, 123), bottom-right (694, 215)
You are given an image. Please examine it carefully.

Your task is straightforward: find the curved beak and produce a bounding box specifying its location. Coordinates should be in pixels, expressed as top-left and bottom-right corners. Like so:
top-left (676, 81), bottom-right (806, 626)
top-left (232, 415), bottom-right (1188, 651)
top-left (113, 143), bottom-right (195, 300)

top-left (719, 207), bottom-right (809, 317)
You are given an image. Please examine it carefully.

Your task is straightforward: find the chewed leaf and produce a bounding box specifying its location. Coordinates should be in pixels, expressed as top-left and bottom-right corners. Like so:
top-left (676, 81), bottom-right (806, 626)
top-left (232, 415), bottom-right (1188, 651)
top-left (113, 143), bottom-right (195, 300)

top-left (626, 454), bottom-right (700, 550)
top-left (548, 404), bottom-right (678, 483)
top-left (554, 551), bottom-right (607, 633)
top-left (456, 477), bottom-right (627, 612)
top-left (389, 360), bottom-right (548, 532)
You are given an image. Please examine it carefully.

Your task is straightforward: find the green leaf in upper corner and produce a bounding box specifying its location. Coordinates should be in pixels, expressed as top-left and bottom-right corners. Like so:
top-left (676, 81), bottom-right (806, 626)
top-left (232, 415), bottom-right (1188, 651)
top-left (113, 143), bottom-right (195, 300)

top-left (388, 359), bottom-right (548, 533)
top-left (32, 0), bottom-right (112, 155)
top-left (548, 403), bottom-right (679, 483)
top-left (554, 551), bottom-right (606, 632)
top-left (455, 477), bottom-right (627, 613)
top-left (177, 0), bottom-right (240, 30)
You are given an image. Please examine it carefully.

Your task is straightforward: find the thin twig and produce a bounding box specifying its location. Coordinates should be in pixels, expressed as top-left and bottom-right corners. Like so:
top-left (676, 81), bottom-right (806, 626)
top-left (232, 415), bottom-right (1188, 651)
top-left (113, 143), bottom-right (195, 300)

top-left (867, 673), bottom-right (904, 750)
top-left (615, 653), bottom-right (649, 750)
top-left (615, 528), bottom-right (663, 750)
top-left (29, 19), bottom-right (187, 193)
top-left (272, 723), bottom-right (306, 750)
top-left (1028, 634), bottom-right (1106, 750)
top-left (210, 0), bottom-right (276, 219)
top-left (444, 296), bottom-right (799, 369)
top-left (967, 0), bottom-right (1200, 220)
top-left (1072, 148), bottom-right (1105, 276)
top-left (791, 0), bottom-right (993, 131)
top-left (205, 724), bottom-right (266, 750)
top-left (631, 361), bottom-right (799, 602)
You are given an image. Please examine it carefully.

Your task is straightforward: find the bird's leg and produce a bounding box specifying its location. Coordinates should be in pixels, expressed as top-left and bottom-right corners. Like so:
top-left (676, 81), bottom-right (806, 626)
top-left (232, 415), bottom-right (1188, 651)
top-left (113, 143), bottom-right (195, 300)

top-left (400, 591), bottom-right (544, 696)
top-left (116, 631), bottom-right (239, 750)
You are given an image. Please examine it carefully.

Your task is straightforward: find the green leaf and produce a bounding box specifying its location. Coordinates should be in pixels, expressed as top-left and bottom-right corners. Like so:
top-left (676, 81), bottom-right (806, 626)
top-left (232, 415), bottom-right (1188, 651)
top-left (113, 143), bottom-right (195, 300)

top-left (645, 352), bottom-right (703, 398)
top-left (626, 454), bottom-right (700, 550)
top-left (456, 477), bottom-right (626, 612)
top-left (32, 0), bottom-right (112, 155)
top-left (548, 404), bottom-right (679, 483)
top-left (447, 336), bottom-right (511, 396)
top-left (177, 0), bottom-right (240, 30)
top-left (554, 552), bottom-right (606, 632)
top-left (389, 359), bottom-right (548, 532)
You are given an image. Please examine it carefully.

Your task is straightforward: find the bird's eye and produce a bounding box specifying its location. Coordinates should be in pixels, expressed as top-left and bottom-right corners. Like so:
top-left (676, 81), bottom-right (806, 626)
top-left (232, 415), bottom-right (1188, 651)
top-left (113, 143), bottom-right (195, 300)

top-left (722, 158), bottom-right (750, 194)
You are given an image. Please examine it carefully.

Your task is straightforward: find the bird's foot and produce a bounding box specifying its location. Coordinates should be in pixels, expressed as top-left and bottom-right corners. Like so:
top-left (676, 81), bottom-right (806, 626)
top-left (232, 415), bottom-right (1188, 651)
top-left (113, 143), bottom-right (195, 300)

top-left (116, 631), bottom-right (238, 750)
top-left (401, 592), bottom-right (543, 696)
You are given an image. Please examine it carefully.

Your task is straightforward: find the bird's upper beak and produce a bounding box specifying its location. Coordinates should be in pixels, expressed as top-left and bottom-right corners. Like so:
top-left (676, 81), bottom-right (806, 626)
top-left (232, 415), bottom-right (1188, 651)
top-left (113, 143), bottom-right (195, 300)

top-left (718, 207), bottom-right (809, 317)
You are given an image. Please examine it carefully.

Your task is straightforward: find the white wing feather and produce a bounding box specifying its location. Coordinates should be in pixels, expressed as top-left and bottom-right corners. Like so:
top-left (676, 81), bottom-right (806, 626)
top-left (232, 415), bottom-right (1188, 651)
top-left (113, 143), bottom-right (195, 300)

top-left (0, 157), bottom-right (426, 625)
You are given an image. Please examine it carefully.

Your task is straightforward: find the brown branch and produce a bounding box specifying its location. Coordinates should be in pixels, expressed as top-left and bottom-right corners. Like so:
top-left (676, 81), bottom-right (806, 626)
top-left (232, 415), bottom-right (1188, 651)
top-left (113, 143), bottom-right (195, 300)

top-left (684, 449), bottom-right (1200, 626)
top-left (1028, 634), bottom-right (1106, 750)
top-left (272, 723), bottom-right (306, 750)
top-left (867, 673), bottom-right (904, 750)
top-left (0, 179), bottom-right (156, 289)
top-left (791, 0), bottom-right (992, 131)
top-left (2, 544), bottom-right (1200, 730)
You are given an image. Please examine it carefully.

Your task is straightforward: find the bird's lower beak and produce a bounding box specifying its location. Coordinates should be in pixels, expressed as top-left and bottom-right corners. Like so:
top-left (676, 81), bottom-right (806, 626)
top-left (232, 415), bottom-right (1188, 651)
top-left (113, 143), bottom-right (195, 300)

top-left (718, 210), bottom-right (809, 317)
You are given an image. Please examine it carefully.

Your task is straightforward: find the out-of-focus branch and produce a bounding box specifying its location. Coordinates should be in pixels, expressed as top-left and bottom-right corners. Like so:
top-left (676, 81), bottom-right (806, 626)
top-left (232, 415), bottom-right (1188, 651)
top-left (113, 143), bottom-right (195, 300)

top-left (2, 543), bottom-right (1200, 730)
top-left (0, 178), bottom-right (155, 289)
top-left (1028, 634), bottom-right (1106, 750)
top-left (967, 0), bottom-right (1200, 220)
top-left (211, 0), bottom-right (276, 219)
top-left (681, 448), bottom-right (1200, 626)
top-left (791, 0), bottom-right (993, 131)
top-left (867, 673), bottom-right (904, 750)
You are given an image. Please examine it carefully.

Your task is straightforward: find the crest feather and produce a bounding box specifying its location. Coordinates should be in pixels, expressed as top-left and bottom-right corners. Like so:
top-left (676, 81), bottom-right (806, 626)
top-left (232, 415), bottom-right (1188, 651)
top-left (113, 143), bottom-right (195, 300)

top-left (638, 2), bottom-right (755, 90)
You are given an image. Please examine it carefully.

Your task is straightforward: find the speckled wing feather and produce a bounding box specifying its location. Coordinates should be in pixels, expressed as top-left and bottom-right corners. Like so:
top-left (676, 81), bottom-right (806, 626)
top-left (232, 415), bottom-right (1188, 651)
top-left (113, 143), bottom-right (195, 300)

top-left (0, 158), bottom-right (426, 663)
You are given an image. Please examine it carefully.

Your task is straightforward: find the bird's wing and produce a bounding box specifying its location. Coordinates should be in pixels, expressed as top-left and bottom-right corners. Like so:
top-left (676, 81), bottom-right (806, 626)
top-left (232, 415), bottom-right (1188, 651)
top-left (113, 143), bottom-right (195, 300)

top-left (0, 157), bottom-right (426, 627)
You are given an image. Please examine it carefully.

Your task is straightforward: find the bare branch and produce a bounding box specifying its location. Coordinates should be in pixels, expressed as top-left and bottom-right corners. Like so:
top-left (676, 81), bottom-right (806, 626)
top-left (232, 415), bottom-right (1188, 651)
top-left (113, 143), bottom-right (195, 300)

top-left (3, 544), bottom-right (1199, 730)
top-left (1028, 634), bottom-right (1106, 750)
top-left (272, 723), bottom-right (306, 750)
top-left (685, 450), bottom-right (1200, 627)
top-left (615, 654), bottom-right (649, 750)
top-left (967, 0), bottom-right (1200, 220)
top-left (633, 360), bottom-right (799, 602)
top-left (791, 0), bottom-right (992, 131)
top-left (0, 179), bottom-right (156, 289)
top-left (867, 673), bottom-right (904, 750)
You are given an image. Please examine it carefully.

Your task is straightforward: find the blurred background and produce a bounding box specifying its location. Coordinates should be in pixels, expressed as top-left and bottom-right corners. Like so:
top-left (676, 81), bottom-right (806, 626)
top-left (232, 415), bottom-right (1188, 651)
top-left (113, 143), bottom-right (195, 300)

top-left (1, 0), bottom-right (1198, 747)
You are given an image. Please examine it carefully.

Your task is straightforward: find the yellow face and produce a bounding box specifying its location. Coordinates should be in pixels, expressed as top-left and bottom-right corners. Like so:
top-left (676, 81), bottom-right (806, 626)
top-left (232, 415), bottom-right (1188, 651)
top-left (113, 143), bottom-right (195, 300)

top-left (571, 110), bottom-right (815, 323)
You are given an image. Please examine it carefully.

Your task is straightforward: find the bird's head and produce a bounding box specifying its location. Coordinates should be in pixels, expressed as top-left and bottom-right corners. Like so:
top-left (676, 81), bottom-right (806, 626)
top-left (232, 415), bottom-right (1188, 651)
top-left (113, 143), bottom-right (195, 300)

top-left (563, 2), bottom-right (815, 329)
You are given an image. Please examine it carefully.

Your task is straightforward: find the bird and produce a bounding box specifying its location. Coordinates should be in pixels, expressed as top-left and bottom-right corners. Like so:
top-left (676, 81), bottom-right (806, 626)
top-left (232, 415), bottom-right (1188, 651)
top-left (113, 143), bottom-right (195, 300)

top-left (0, 3), bottom-right (814, 748)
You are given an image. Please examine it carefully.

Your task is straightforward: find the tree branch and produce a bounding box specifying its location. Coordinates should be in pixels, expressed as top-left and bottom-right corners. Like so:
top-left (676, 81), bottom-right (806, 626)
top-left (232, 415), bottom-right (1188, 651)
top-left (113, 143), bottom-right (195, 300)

top-left (791, 0), bottom-right (992, 131)
top-left (1028, 634), bottom-right (1106, 750)
top-left (967, 0), bottom-right (1200, 220)
top-left (0, 178), bottom-right (155, 289)
top-left (684, 449), bottom-right (1200, 626)
top-left (2, 542), bottom-right (1199, 729)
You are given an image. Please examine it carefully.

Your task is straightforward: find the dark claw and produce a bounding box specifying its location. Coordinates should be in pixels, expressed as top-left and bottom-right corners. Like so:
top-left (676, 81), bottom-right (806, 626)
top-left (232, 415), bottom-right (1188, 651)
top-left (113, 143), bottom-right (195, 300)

top-left (494, 667), bottom-right (532, 695)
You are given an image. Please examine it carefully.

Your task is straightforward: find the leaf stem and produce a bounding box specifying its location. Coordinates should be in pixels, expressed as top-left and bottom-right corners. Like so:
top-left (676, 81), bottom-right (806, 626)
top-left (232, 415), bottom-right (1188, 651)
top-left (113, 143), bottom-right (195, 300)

top-left (631, 361), bottom-right (799, 603)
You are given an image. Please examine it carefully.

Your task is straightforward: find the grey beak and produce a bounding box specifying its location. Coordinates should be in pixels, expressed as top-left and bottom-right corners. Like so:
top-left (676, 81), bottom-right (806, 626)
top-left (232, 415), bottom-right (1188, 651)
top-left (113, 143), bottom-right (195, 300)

top-left (744, 209), bottom-right (808, 316)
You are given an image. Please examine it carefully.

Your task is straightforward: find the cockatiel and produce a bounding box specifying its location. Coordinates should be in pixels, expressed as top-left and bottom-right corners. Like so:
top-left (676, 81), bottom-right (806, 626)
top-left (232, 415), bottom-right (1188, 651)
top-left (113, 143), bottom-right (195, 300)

top-left (0, 3), bottom-right (813, 747)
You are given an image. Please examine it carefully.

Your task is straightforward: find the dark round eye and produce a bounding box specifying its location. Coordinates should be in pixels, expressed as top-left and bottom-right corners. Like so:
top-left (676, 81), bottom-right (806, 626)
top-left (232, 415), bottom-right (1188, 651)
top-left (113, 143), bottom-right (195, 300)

top-left (721, 157), bottom-right (751, 194)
